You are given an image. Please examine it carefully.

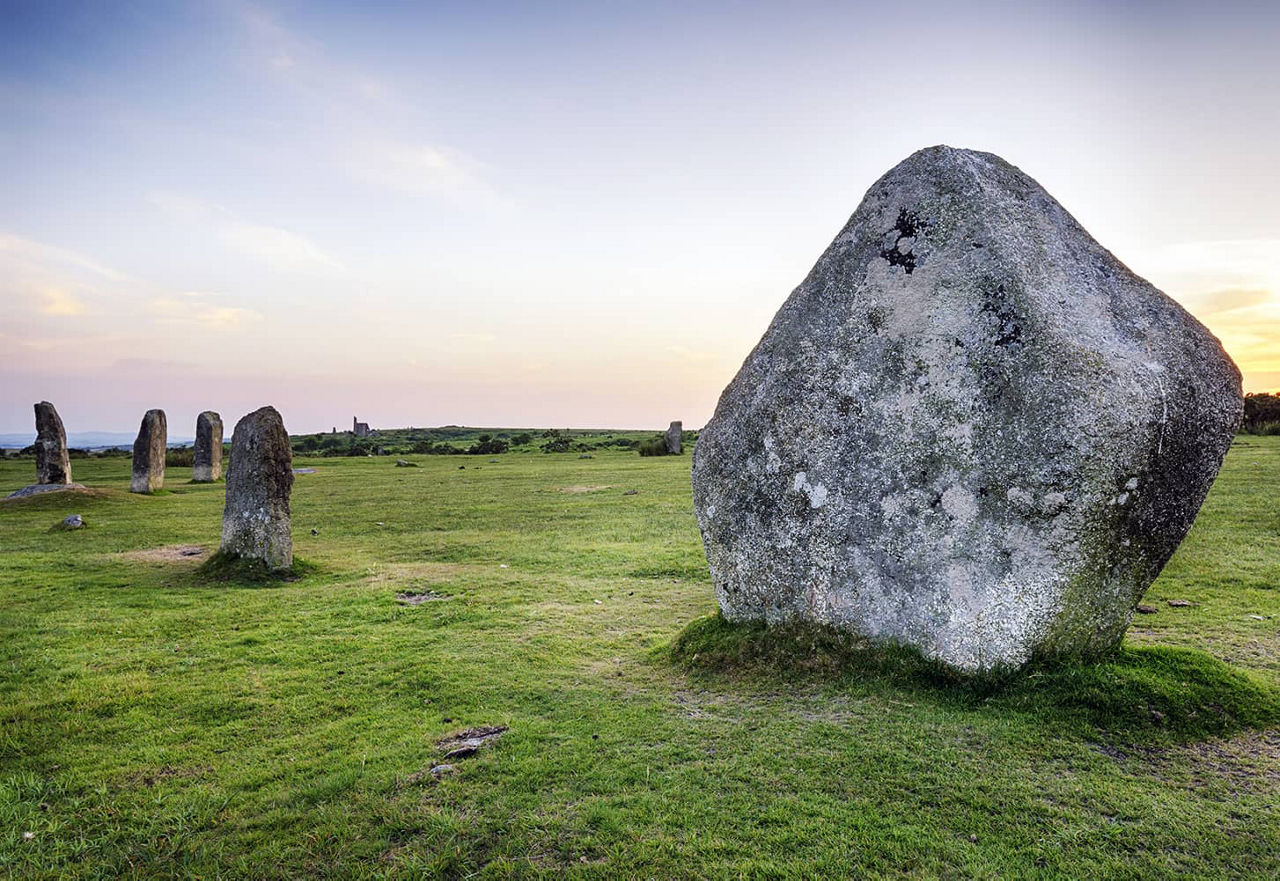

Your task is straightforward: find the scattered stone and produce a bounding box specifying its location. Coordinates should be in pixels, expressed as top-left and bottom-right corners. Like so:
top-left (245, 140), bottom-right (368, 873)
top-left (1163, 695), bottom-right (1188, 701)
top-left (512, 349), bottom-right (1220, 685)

top-left (579, 453), bottom-right (594, 459)
top-left (395, 459), bottom-right (418, 467)
top-left (220, 406), bottom-right (293, 570)
top-left (310, 528), bottom-right (319, 536)
top-left (192, 411), bottom-right (223, 482)
top-left (293, 468), bottom-right (316, 475)
top-left (1168, 599), bottom-right (1197, 608)
top-left (665, 421), bottom-right (683, 455)
top-left (1248, 614), bottom-right (1266, 621)
top-left (34, 401), bottom-right (72, 485)
top-left (130, 409), bottom-right (167, 494)
top-left (458, 465), bottom-right (465, 470)
top-left (623, 489), bottom-right (638, 496)
top-left (1135, 605), bottom-right (1158, 615)
top-left (692, 146), bottom-right (1242, 673)
top-left (429, 764), bottom-right (456, 777)
top-left (62, 514), bottom-right (83, 529)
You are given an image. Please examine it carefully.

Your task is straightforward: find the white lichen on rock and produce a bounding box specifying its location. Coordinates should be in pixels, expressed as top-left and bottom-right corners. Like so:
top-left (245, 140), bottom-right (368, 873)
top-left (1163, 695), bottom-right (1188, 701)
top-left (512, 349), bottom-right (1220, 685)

top-left (691, 146), bottom-right (1241, 673)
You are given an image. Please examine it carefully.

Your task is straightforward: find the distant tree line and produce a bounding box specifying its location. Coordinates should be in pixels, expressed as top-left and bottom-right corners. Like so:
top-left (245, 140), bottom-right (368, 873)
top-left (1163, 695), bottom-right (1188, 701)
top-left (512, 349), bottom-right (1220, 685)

top-left (1242, 393), bottom-right (1280, 435)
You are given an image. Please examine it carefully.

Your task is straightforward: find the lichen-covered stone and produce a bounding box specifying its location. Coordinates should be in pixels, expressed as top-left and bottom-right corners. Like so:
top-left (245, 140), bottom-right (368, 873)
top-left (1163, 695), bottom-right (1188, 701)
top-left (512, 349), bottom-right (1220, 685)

top-left (691, 146), bottom-right (1242, 673)
top-left (221, 406), bottom-right (293, 569)
top-left (130, 409), bottom-right (167, 494)
top-left (34, 401), bottom-right (71, 485)
top-left (666, 421), bottom-right (683, 455)
top-left (193, 411), bottom-right (224, 482)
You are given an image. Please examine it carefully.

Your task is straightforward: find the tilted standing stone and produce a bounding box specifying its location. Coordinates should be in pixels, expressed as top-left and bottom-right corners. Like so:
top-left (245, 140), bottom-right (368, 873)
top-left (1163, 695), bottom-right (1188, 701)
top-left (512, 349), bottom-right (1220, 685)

top-left (692, 146), bottom-right (1241, 673)
top-left (193, 411), bottom-right (224, 482)
top-left (130, 409), bottom-right (167, 493)
top-left (665, 421), bottom-right (683, 455)
top-left (221, 406), bottom-right (293, 569)
top-left (34, 401), bottom-right (72, 485)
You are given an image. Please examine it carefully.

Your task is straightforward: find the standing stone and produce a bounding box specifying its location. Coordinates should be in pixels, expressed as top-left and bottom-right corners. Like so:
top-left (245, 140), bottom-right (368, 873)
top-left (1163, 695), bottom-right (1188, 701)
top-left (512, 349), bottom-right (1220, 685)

top-left (221, 406), bottom-right (293, 569)
top-left (34, 401), bottom-right (72, 485)
top-left (692, 146), bottom-right (1241, 674)
top-left (193, 411), bottom-right (224, 482)
top-left (130, 409), bottom-right (167, 493)
top-left (665, 421), bottom-right (683, 455)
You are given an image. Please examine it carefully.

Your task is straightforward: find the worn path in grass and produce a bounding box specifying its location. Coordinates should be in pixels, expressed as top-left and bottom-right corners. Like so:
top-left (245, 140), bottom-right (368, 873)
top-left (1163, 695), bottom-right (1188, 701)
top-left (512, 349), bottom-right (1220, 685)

top-left (1, 442), bottom-right (1278, 877)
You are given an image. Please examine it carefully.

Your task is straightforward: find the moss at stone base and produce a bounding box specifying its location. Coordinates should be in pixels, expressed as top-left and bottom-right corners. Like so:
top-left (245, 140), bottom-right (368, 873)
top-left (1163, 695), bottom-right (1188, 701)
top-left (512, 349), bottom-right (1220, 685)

top-left (196, 549), bottom-right (314, 584)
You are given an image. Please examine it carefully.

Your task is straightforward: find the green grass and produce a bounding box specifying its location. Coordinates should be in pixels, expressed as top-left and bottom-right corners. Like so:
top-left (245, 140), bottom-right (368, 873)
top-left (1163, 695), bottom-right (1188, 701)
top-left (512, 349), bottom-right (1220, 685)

top-left (1, 439), bottom-right (1278, 877)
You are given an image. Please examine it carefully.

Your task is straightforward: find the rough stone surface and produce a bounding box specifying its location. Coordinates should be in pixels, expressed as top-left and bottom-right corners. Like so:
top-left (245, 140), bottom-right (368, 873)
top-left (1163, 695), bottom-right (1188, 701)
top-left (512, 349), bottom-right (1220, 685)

top-left (221, 406), bottom-right (293, 569)
top-left (130, 409), bottom-right (167, 494)
top-left (62, 514), bottom-right (83, 529)
top-left (34, 401), bottom-right (71, 485)
top-left (691, 145), bottom-right (1242, 673)
top-left (193, 411), bottom-right (224, 482)
top-left (665, 421), bottom-right (683, 455)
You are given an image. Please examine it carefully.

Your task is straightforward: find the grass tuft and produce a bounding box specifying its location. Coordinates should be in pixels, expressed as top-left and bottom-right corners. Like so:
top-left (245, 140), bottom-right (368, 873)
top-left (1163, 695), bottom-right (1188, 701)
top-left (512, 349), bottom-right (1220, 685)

top-left (671, 613), bottom-right (1280, 743)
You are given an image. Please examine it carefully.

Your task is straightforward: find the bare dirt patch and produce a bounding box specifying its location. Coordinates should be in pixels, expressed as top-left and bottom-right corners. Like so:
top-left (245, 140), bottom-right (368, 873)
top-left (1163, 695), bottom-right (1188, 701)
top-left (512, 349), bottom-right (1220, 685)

top-left (558, 485), bottom-right (614, 494)
top-left (438, 725), bottom-right (508, 759)
top-left (396, 590), bottom-right (452, 605)
top-left (116, 544), bottom-right (209, 563)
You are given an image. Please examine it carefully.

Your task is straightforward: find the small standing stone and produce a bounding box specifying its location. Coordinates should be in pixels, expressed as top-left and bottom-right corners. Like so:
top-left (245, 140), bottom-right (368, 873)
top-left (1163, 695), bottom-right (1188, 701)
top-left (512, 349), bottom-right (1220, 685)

top-left (62, 514), bottom-right (83, 529)
top-left (34, 401), bottom-right (72, 485)
top-left (130, 409), bottom-right (167, 494)
top-left (193, 411), bottom-right (224, 482)
top-left (665, 421), bottom-right (683, 455)
top-left (220, 406), bottom-right (293, 569)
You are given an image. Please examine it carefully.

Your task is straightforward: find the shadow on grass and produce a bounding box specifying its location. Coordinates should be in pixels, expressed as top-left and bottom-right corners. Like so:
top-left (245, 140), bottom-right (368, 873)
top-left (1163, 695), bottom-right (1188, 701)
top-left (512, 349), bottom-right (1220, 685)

top-left (669, 614), bottom-right (1280, 744)
top-left (195, 550), bottom-right (317, 586)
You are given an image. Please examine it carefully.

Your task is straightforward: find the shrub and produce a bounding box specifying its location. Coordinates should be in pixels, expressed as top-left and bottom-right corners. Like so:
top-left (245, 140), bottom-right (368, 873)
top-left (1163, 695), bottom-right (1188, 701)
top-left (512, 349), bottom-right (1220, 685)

top-left (541, 437), bottom-right (571, 453)
top-left (166, 446), bottom-right (194, 468)
top-left (1242, 393), bottom-right (1280, 433)
top-left (638, 436), bottom-right (670, 457)
top-left (511, 433), bottom-right (533, 447)
top-left (468, 437), bottom-right (509, 455)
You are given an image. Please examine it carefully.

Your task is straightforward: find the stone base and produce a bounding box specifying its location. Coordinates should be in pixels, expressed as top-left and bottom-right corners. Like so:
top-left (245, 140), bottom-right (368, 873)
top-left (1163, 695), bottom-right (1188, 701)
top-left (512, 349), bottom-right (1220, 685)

top-left (6, 483), bottom-right (87, 499)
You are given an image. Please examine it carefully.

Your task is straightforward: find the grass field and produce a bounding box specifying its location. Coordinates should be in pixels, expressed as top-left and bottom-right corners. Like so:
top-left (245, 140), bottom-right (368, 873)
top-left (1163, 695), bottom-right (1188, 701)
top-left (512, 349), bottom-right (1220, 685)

top-left (1, 438), bottom-right (1278, 877)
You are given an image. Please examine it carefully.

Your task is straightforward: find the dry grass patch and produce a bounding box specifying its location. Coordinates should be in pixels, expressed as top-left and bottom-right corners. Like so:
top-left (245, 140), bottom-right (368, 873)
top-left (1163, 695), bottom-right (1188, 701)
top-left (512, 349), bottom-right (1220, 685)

top-left (115, 544), bottom-right (209, 563)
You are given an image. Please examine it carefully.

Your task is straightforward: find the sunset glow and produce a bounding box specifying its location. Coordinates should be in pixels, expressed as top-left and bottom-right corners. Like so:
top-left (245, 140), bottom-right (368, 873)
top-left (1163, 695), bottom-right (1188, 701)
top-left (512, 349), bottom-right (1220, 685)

top-left (4, 1), bottom-right (1279, 434)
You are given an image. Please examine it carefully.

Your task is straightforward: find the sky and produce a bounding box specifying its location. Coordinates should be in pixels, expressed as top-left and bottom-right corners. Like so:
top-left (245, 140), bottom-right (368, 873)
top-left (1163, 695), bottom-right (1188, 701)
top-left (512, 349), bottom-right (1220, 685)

top-left (3, 0), bottom-right (1280, 435)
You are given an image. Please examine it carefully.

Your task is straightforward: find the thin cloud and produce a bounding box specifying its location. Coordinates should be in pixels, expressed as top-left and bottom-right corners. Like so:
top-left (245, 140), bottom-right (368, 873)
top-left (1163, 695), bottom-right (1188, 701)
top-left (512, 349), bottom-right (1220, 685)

top-left (41, 287), bottom-right (86, 316)
top-left (151, 296), bottom-right (263, 328)
top-left (148, 190), bottom-right (342, 274)
top-left (220, 224), bottom-right (343, 273)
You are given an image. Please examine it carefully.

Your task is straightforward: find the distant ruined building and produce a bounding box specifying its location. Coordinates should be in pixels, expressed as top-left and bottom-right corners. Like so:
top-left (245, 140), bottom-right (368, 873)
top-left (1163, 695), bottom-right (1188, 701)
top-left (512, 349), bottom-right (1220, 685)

top-left (352, 417), bottom-right (373, 437)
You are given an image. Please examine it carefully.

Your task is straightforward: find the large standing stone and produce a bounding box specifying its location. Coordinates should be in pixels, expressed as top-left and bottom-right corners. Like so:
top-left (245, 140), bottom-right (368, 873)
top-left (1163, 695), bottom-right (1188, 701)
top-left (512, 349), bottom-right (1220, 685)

top-left (665, 421), bottom-right (683, 455)
top-left (34, 401), bottom-right (71, 485)
top-left (692, 146), bottom-right (1241, 673)
top-left (221, 406), bottom-right (293, 569)
top-left (130, 409), bottom-right (167, 494)
top-left (193, 411), bottom-right (224, 482)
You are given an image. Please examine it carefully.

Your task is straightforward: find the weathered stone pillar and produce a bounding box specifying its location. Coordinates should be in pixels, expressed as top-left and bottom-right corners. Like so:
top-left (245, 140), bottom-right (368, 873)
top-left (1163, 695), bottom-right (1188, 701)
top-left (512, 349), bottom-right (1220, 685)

top-left (130, 409), bottom-right (167, 493)
top-left (665, 421), bottom-right (683, 455)
top-left (193, 411), bottom-right (224, 482)
top-left (34, 401), bottom-right (72, 485)
top-left (221, 406), bottom-right (293, 569)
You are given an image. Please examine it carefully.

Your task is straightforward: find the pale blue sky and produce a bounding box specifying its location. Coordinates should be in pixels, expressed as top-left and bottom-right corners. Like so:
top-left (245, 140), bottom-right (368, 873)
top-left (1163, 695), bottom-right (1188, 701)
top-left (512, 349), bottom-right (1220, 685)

top-left (3, 0), bottom-right (1279, 434)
